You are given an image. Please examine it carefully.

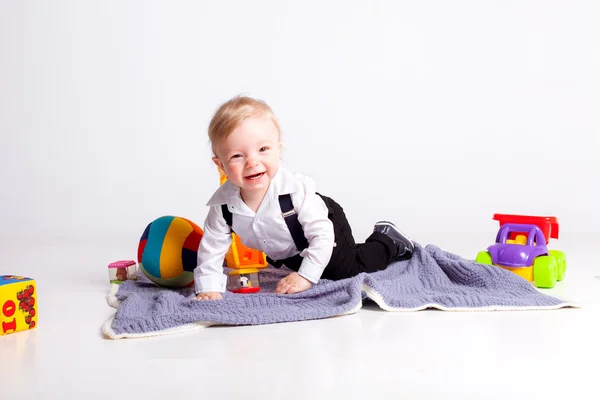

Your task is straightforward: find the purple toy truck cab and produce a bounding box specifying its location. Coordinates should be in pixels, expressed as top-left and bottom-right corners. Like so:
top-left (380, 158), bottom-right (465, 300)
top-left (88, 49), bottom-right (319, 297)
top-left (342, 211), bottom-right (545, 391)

top-left (488, 223), bottom-right (549, 267)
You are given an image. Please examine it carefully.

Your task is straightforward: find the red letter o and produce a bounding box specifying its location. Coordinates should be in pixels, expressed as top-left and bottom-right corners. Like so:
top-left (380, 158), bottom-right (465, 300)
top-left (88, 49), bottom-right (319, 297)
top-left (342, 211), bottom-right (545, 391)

top-left (2, 300), bottom-right (16, 317)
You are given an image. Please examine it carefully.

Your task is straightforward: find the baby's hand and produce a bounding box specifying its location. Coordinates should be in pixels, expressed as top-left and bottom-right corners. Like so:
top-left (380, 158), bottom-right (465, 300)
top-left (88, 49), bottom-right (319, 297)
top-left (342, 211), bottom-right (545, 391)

top-left (195, 292), bottom-right (223, 300)
top-left (275, 272), bottom-right (313, 294)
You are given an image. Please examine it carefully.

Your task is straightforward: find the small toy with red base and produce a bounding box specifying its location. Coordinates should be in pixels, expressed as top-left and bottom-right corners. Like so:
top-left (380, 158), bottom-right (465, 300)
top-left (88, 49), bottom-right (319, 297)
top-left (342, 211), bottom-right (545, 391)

top-left (475, 214), bottom-right (567, 288)
top-left (108, 260), bottom-right (138, 284)
top-left (226, 268), bottom-right (261, 294)
top-left (224, 233), bottom-right (268, 293)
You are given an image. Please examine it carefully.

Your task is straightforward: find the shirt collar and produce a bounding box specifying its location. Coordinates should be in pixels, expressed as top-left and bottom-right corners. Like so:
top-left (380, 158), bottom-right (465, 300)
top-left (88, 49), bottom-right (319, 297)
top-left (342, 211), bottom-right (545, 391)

top-left (205, 166), bottom-right (302, 207)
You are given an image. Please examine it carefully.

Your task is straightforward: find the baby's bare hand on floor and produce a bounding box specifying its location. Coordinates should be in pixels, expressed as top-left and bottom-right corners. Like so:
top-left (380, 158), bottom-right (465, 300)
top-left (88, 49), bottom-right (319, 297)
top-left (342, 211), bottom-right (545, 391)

top-left (195, 292), bottom-right (223, 300)
top-left (275, 272), bottom-right (312, 294)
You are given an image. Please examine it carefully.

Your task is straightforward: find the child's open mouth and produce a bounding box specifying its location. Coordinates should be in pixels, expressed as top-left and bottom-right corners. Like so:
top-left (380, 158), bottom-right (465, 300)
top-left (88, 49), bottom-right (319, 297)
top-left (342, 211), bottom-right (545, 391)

top-left (245, 172), bottom-right (265, 181)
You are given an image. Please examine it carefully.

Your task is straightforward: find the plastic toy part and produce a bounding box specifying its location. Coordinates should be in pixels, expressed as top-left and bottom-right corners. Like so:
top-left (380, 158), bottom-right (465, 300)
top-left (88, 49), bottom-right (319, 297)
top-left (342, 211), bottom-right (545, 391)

top-left (217, 166), bottom-right (228, 186)
top-left (476, 214), bottom-right (567, 289)
top-left (533, 255), bottom-right (558, 288)
top-left (506, 234), bottom-right (527, 245)
top-left (226, 269), bottom-right (261, 294)
top-left (1, 275), bottom-right (38, 335)
top-left (549, 250), bottom-right (567, 281)
top-left (108, 260), bottom-right (138, 284)
top-left (493, 214), bottom-right (558, 245)
top-left (225, 234), bottom-right (269, 271)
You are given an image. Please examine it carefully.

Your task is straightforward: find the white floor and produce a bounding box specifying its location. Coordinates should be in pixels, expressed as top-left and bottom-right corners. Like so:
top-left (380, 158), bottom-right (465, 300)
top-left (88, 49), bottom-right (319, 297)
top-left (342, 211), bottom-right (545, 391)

top-left (0, 232), bottom-right (598, 400)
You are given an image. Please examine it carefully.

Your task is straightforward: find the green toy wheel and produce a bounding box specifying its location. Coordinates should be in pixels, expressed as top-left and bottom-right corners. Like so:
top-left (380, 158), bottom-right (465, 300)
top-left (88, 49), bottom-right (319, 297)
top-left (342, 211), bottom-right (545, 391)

top-left (475, 251), bottom-right (493, 265)
top-left (533, 255), bottom-right (558, 288)
top-left (549, 250), bottom-right (567, 281)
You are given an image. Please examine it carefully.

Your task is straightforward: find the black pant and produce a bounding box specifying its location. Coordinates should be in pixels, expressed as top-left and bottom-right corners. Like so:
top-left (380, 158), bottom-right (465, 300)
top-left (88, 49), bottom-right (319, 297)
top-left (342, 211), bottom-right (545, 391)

top-left (268, 194), bottom-right (398, 281)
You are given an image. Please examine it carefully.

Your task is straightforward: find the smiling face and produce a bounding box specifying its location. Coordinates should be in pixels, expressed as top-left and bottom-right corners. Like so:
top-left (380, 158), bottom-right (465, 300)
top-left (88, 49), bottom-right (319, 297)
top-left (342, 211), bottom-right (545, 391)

top-left (212, 114), bottom-right (281, 201)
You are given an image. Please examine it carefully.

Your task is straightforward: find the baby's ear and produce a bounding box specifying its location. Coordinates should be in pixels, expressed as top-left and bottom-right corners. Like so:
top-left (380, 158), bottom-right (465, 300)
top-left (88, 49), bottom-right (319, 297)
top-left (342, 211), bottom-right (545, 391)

top-left (212, 157), bottom-right (224, 170)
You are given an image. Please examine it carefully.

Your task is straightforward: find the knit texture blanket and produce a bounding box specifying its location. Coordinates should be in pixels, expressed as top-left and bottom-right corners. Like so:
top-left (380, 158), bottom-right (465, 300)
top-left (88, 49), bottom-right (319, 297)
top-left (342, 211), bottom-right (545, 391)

top-left (102, 244), bottom-right (576, 339)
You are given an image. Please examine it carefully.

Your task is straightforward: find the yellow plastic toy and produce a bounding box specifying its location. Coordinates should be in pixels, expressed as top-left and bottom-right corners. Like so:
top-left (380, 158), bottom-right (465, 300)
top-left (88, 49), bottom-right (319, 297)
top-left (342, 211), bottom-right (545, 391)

top-left (218, 167), bottom-right (268, 293)
top-left (0, 275), bottom-right (38, 336)
top-left (506, 234), bottom-right (527, 245)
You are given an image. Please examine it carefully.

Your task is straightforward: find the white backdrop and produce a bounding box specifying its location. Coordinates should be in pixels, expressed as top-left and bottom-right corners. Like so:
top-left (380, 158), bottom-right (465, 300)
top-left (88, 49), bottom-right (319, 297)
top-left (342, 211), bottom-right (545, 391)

top-left (1, 1), bottom-right (598, 244)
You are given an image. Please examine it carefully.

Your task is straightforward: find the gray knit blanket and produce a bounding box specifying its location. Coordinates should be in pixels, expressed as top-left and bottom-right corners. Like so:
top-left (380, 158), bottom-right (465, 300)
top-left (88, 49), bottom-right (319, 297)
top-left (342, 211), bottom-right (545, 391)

top-left (102, 243), bottom-right (576, 339)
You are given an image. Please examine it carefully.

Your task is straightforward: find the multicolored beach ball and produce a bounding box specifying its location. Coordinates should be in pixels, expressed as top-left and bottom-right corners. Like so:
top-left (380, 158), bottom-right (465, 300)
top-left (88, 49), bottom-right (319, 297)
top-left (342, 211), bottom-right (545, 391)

top-left (137, 216), bottom-right (203, 288)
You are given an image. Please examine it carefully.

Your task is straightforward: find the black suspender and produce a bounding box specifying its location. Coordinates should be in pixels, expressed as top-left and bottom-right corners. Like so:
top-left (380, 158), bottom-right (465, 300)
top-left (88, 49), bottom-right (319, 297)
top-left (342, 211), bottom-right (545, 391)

top-left (278, 194), bottom-right (309, 252)
top-left (221, 204), bottom-right (233, 232)
top-left (220, 194), bottom-right (308, 252)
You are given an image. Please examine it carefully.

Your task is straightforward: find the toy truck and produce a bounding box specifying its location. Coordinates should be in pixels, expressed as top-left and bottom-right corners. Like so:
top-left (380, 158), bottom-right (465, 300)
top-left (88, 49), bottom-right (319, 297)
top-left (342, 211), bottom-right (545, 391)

top-left (475, 214), bottom-right (567, 288)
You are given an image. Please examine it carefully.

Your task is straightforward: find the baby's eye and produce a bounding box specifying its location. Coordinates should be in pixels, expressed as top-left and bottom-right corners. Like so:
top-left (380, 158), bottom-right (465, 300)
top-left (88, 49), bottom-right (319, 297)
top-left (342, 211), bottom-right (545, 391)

top-left (259, 147), bottom-right (269, 152)
top-left (230, 154), bottom-right (242, 160)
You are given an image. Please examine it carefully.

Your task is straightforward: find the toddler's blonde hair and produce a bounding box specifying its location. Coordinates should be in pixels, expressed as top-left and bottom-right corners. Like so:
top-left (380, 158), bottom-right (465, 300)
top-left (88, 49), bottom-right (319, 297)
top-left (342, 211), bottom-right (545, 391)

top-left (208, 95), bottom-right (281, 157)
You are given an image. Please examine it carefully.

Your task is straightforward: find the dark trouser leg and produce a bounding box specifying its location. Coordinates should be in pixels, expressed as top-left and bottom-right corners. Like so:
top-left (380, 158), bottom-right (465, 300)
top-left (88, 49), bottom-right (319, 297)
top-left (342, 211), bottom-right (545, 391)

top-left (270, 194), bottom-right (398, 281)
top-left (318, 196), bottom-right (397, 281)
top-left (320, 228), bottom-right (397, 280)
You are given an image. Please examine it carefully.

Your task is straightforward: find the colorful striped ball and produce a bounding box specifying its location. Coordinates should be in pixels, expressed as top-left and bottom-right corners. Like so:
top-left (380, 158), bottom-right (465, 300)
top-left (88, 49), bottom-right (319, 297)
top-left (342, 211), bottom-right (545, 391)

top-left (137, 216), bottom-right (203, 288)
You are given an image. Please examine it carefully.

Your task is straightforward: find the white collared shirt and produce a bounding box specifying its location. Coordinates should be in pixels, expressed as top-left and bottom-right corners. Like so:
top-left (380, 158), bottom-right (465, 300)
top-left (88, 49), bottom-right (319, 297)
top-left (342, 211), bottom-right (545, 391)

top-left (193, 167), bottom-right (335, 294)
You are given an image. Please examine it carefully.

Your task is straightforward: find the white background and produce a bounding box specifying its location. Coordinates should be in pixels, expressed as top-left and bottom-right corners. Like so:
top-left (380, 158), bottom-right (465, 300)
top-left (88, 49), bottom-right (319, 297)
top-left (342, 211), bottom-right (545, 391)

top-left (1, 1), bottom-right (599, 245)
